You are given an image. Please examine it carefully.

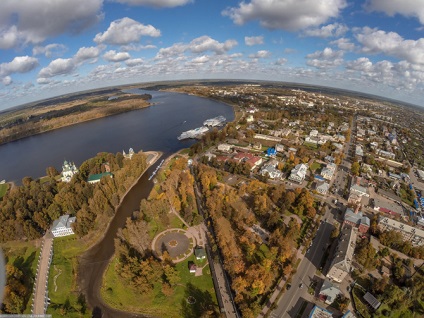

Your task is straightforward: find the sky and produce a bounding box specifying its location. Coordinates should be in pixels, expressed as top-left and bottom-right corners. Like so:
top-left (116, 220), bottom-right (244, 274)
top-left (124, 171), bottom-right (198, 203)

top-left (1, 0), bottom-right (424, 110)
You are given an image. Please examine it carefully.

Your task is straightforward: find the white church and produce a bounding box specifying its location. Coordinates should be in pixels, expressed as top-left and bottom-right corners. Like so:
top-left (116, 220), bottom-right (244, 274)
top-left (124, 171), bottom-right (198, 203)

top-left (61, 160), bottom-right (78, 182)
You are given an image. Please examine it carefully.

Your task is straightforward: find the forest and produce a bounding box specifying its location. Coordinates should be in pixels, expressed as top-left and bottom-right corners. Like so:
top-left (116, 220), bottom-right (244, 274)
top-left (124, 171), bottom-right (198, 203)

top-left (194, 163), bottom-right (319, 317)
top-left (0, 150), bottom-right (147, 314)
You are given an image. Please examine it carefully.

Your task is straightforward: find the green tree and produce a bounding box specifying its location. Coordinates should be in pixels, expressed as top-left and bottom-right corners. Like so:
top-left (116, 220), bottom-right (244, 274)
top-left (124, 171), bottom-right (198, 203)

top-left (351, 161), bottom-right (360, 176)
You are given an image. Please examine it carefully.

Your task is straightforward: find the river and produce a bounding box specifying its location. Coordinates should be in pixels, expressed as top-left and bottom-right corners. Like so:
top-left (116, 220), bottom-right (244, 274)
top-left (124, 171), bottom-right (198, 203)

top-left (0, 89), bottom-right (234, 183)
top-left (0, 89), bottom-right (233, 317)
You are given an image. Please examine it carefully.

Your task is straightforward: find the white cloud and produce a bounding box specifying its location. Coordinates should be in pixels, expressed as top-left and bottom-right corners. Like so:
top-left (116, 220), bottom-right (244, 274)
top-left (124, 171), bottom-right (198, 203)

top-left (223, 0), bottom-right (347, 30)
top-left (120, 43), bottom-right (157, 51)
top-left (346, 57), bottom-right (373, 72)
top-left (0, 0), bottom-right (103, 49)
top-left (74, 46), bottom-right (101, 64)
top-left (111, 0), bottom-right (192, 7)
top-left (2, 76), bottom-right (12, 85)
top-left (0, 56), bottom-right (39, 78)
top-left (306, 48), bottom-right (344, 69)
top-left (125, 58), bottom-right (144, 67)
top-left (189, 36), bottom-right (237, 54)
top-left (355, 27), bottom-right (424, 65)
top-left (330, 38), bottom-right (355, 51)
top-left (284, 48), bottom-right (297, 54)
top-left (37, 77), bottom-right (51, 85)
top-left (249, 50), bottom-right (271, 58)
top-left (275, 58), bottom-right (287, 65)
top-left (155, 36), bottom-right (238, 60)
top-left (32, 44), bottom-right (67, 58)
top-left (366, 0), bottom-right (424, 25)
top-left (245, 36), bottom-right (264, 46)
top-left (38, 58), bottom-right (75, 78)
top-left (103, 50), bottom-right (131, 62)
top-left (94, 17), bottom-right (160, 45)
top-left (303, 23), bottom-right (348, 38)
top-left (191, 55), bottom-right (210, 64)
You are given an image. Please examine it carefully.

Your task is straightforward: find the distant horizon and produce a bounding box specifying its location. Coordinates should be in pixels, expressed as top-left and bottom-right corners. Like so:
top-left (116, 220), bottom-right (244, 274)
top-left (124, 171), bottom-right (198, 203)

top-left (1, 1), bottom-right (424, 111)
top-left (3, 78), bottom-right (422, 113)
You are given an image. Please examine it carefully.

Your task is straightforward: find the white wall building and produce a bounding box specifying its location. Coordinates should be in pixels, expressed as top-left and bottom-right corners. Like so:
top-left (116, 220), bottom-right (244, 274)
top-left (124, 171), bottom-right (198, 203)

top-left (289, 164), bottom-right (308, 183)
top-left (61, 160), bottom-right (78, 182)
top-left (51, 215), bottom-right (76, 237)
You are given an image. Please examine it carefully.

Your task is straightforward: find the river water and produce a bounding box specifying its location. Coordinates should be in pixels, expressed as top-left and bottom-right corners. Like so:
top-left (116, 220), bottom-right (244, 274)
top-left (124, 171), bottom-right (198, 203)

top-left (0, 89), bottom-right (234, 183)
top-left (1, 89), bottom-right (233, 317)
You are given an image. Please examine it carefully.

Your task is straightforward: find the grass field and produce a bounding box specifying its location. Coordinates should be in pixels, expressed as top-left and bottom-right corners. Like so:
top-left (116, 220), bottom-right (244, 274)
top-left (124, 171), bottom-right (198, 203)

top-left (304, 142), bottom-right (319, 149)
top-left (148, 212), bottom-right (184, 239)
top-left (46, 235), bottom-right (90, 317)
top-left (101, 254), bottom-right (217, 317)
top-left (1, 240), bottom-right (40, 313)
top-left (310, 162), bottom-right (322, 172)
top-left (0, 183), bottom-right (9, 198)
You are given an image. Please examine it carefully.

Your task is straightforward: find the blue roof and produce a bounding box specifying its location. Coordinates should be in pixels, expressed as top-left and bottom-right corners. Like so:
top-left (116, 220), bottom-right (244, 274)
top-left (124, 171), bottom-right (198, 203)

top-left (314, 175), bottom-right (325, 181)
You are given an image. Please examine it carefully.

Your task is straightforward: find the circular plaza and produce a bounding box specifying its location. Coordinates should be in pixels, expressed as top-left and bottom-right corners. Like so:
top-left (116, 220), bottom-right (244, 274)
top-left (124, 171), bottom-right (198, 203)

top-left (152, 228), bottom-right (194, 262)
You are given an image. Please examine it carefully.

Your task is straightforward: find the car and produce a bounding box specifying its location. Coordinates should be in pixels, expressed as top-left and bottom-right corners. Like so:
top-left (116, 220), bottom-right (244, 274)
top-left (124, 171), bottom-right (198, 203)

top-left (299, 283), bottom-right (304, 289)
top-left (286, 284), bottom-right (291, 290)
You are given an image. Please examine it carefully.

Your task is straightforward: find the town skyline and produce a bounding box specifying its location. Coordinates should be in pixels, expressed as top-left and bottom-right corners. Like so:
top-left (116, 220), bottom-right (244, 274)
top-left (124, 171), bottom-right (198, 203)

top-left (1, 0), bottom-right (424, 110)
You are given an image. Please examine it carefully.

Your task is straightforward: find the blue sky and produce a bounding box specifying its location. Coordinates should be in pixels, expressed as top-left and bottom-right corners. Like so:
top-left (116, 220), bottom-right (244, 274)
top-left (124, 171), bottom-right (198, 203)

top-left (1, 0), bottom-right (424, 109)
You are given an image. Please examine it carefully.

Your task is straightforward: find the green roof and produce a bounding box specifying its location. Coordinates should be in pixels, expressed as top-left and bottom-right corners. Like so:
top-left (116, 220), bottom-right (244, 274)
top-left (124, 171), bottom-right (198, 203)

top-left (87, 172), bottom-right (113, 182)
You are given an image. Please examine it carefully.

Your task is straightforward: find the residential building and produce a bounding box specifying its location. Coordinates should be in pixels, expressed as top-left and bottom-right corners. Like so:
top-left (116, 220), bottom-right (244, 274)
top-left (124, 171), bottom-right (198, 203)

top-left (61, 160), bottom-right (78, 182)
top-left (266, 147), bottom-right (277, 157)
top-left (343, 207), bottom-right (370, 234)
top-left (51, 214), bottom-right (76, 237)
top-left (316, 182), bottom-right (330, 195)
top-left (417, 169), bottom-right (424, 181)
top-left (372, 197), bottom-right (402, 216)
top-left (289, 163), bottom-right (308, 183)
top-left (342, 311), bottom-right (356, 318)
top-left (327, 225), bottom-right (357, 283)
top-left (377, 149), bottom-right (396, 160)
top-left (321, 163), bottom-right (336, 180)
top-left (261, 164), bottom-right (282, 179)
top-left (355, 145), bottom-right (364, 158)
top-left (87, 172), bottom-right (114, 184)
top-left (308, 305), bottom-right (333, 318)
top-left (254, 134), bottom-right (282, 142)
top-left (305, 136), bottom-right (319, 145)
top-left (378, 216), bottom-right (424, 246)
top-left (275, 144), bottom-right (284, 152)
top-left (350, 184), bottom-right (369, 197)
top-left (194, 247), bottom-right (206, 260)
top-left (310, 130), bottom-right (319, 137)
top-left (325, 156), bottom-right (335, 163)
top-left (319, 279), bottom-right (342, 305)
top-left (217, 143), bottom-right (232, 152)
top-left (189, 262), bottom-right (197, 273)
top-left (363, 292), bottom-right (381, 310)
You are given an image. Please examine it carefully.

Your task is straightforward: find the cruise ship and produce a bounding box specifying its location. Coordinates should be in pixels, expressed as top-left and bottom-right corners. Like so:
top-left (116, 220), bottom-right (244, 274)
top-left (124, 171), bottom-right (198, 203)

top-left (203, 115), bottom-right (226, 127)
top-left (178, 126), bottom-right (209, 140)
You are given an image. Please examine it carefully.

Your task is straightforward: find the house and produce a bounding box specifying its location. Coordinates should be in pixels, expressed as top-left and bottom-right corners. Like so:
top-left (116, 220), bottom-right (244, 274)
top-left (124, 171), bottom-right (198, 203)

top-left (308, 305), bottom-right (333, 318)
top-left (289, 164), bottom-right (308, 183)
top-left (377, 149), bottom-right (396, 160)
top-left (417, 169), bottom-right (424, 181)
top-left (261, 164), bottom-right (282, 179)
top-left (305, 136), bottom-right (319, 145)
top-left (378, 216), bottom-right (424, 246)
top-left (321, 163), bottom-right (336, 180)
top-left (316, 182), bottom-right (330, 195)
top-left (342, 311), bottom-right (356, 318)
top-left (246, 114), bottom-right (254, 122)
top-left (363, 292), bottom-right (381, 310)
top-left (61, 160), bottom-right (78, 182)
top-left (253, 142), bottom-right (262, 150)
top-left (246, 156), bottom-right (263, 170)
top-left (310, 130), bottom-right (319, 137)
top-left (327, 225), bottom-right (357, 283)
top-left (51, 214), bottom-right (76, 237)
top-left (319, 279), bottom-right (342, 305)
top-left (218, 143), bottom-right (232, 152)
top-left (87, 172), bottom-right (114, 184)
top-left (325, 156), bottom-right (335, 163)
top-left (189, 262), bottom-right (197, 273)
top-left (194, 246), bottom-right (206, 260)
top-left (275, 144), bottom-right (284, 152)
top-left (267, 147), bottom-right (277, 157)
top-left (343, 207), bottom-right (370, 234)
top-left (372, 197), bottom-right (402, 216)
top-left (355, 145), bottom-right (364, 158)
top-left (288, 147), bottom-right (297, 154)
top-left (350, 184), bottom-right (369, 197)
top-left (123, 148), bottom-right (135, 159)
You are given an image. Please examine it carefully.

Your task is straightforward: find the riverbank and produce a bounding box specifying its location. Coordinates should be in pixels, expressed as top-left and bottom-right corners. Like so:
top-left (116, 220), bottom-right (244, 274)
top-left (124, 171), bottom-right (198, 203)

top-left (0, 94), bottom-right (152, 146)
top-left (77, 150), bottom-right (162, 318)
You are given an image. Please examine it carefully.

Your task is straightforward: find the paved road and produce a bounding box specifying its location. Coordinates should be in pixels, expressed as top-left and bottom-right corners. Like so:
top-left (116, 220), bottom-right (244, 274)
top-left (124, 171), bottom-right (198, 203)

top-left (33, 235), bottom-right (53, 315)
top-left (269, 216), bottom-right (334, 318)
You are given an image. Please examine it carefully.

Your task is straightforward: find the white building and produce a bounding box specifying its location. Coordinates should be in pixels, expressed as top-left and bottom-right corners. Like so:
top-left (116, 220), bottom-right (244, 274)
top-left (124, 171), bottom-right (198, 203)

top-left (316, 182), bottom-right (330, 195)
top-left (61, 160), bottom-right (78, 182)
top-left (275, 144), bottom-right (284, 152)
top-left (217, 143), bottom-right (232, 152)
top-left (261, 164), bottom-right (282, 179)
top-left (321, 163), bottom-right (336, 180)
top-left (123, 148), bottom-right (135, 159)
top-left (417, 169), bottom-right (424, 181)
top-left (327, 225), bottom-right (357, 283)
top-left (378, 217), bottom-right (424, 246)
top-left (289, 164), bottom-right (308, 183)
top-left (309, 130), bottom-right (319, 137)
top-left (51, 214), bottom-right (76, 237)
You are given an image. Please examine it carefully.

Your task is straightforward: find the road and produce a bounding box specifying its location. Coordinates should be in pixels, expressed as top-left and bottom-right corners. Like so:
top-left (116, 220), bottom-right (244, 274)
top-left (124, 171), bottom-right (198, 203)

top-left (269, 216), bottom-right (334, 318)
top-left (32, 234), bottom-right (53, 315)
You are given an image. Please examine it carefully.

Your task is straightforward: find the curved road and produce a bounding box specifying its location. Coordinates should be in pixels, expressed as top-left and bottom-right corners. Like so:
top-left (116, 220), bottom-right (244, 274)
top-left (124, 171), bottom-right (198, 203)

top-left (78, 152), bottom-right (161, 318)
